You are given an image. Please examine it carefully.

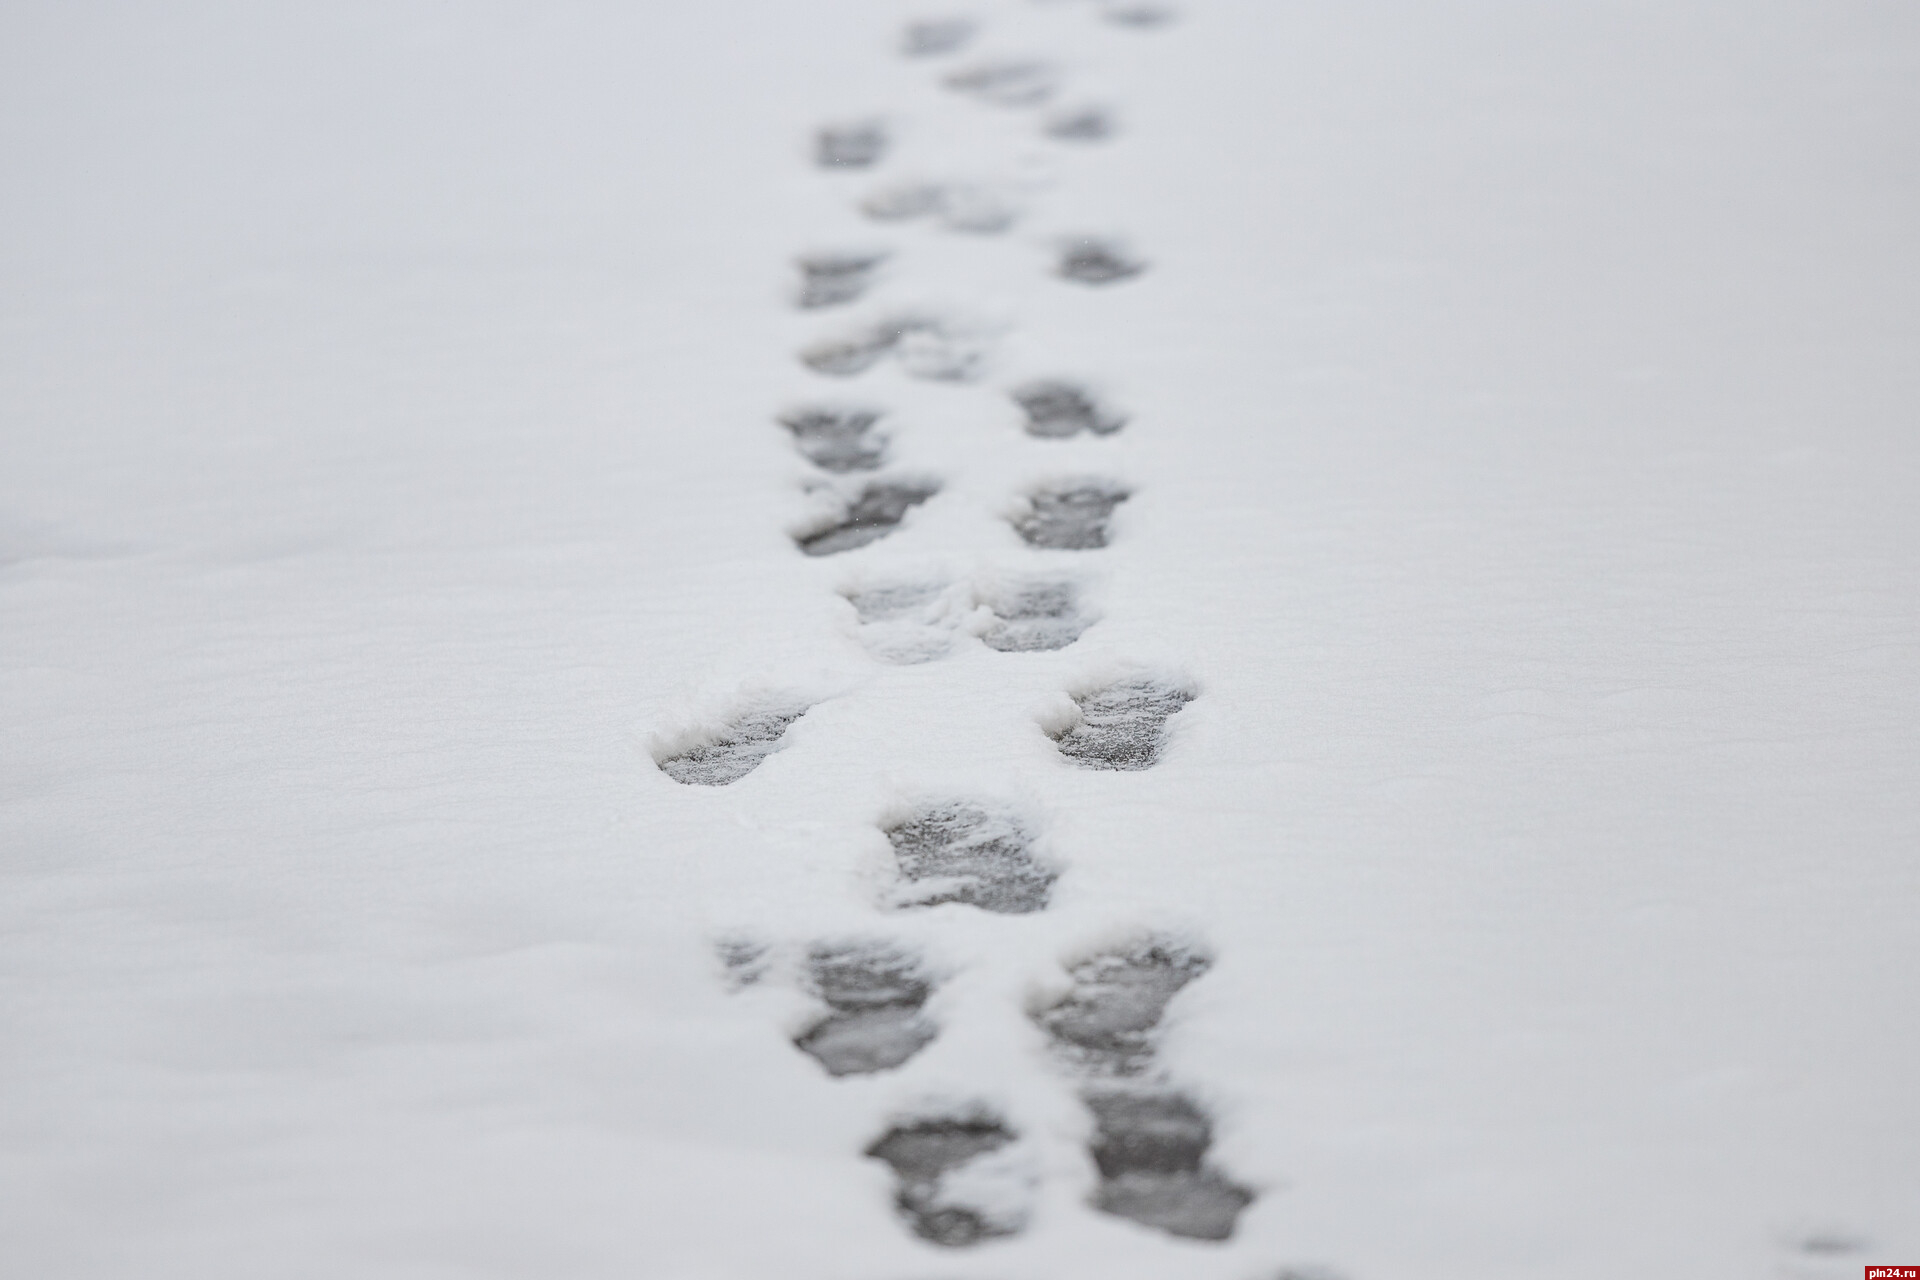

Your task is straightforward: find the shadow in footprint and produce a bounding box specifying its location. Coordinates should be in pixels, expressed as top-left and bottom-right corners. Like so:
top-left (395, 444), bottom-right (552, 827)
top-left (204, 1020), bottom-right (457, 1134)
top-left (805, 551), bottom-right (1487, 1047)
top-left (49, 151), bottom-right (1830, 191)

top-left (1085, 1088), bottom-right (1253, 1240)
top-left (866, 1114), bottom-right (1024, 1246)
top-left (817, 119), bottom-right (888, 169)
top-left (1012, 480), bottom-right (1130, 549)
top-left (1058, 236), bottom-right (1147, 285)
top-left (944, 60), bottom-right (1059, 107)
top-left (794, 940), bottom-right (938, 1076)
top-left (978, 577), bottom-right (1092, 652)
top-left (1013, 381), bottom-right (1126, 439)
top-left (1050, 676), bottom-right (1194, 770)
top-left (656, 701), bottom-right (811, 785)
top-left (1103, 1), bottom-right (1178, 27)
top-left (1046, 105), bottom-right (1115, 142)
top-left (797, 479), bottom-right (940, 556)
top-left (780, 407), bottom-right (889, 472)
top-left (885, 802), bottom-right (1055, 913)
top-left (1035, 937), bottom-right (1209, 1074)
top-left (902, 17), bottom-right (976, 57)
top-left (715, 937), bottom-right (771, 990)
top-left (796, 251), bottom-right (886, 309)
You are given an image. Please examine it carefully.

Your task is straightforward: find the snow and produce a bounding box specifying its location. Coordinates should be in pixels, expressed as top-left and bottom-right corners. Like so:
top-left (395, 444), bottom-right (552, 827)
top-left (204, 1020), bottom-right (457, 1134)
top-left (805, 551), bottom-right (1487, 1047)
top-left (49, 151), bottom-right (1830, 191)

top-left (2, 1), bottom-right (1917, 1278)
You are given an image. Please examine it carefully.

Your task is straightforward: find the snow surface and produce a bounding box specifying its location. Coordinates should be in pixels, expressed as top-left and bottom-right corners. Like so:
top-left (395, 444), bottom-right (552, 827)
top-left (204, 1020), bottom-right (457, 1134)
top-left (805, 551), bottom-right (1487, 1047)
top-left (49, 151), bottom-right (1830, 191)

top-left (2, 2), bottom-right (1917, 1278)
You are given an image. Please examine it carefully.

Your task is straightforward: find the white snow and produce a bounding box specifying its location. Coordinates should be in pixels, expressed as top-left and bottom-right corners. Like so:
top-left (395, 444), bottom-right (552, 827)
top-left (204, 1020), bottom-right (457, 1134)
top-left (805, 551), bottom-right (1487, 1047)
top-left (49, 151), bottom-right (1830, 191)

top-left (2, 2), bottom-right (1916, 1278)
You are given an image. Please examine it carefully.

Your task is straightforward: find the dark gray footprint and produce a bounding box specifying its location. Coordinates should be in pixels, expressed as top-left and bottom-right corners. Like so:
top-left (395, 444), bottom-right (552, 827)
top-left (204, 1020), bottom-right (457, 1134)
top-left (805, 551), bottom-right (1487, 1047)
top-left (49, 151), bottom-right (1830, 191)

top-left (1050, 676), bottom-right (1194, 770)
top-left (901, 17), bottom-right (976, 57)
top-left (866, 1114), bottom-right (1024, 1246)
top-left (794, 940), bottom-right (938, 1076)
top-left (1058, 236), bottom-right (1146, 284)
top-left (1012, 480), bottom-right (1130, 549)
top-left (796, 251), bottom-right (886, 309)
top-left (1013, 381), bottom-right (1126, 438)
top-left (796, 479), bottom-right (940, 556)
top-left (817, 119), bottom-right (888, 168)
top-left (779, 407), bottom-right (888, 472)
top-left (884, 802), bottom-right (1055, 913)
top-left (979, 578), bottom-right (1092, 652)
top-left (1034, 937), bottom-right (1209, 1074)
top-left (656, 701), bottom-right (810, 785)
top-left (1084, 1088), bottom-right (1253, 1240)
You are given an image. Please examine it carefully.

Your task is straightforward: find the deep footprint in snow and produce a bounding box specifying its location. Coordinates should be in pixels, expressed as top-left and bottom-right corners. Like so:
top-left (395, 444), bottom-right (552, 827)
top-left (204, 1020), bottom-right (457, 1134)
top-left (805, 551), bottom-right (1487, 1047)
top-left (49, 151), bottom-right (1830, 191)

top-left (656, 701), bottom-right (811, 785)
top-left (1050, 676), bottom-right (1195, 770)
top-left (1011, 480), bottom-right (1130, 549)
top-left (779, 406), bottom-right (889, 472)
top-left (794, 940), bottom-right (939, 1077)
top-left (1045, 104), bottom-right (1115, 142)
top-left (901, 17), bottom-right (976, 57)
top-left (944, 60), bottom-right (1059, 107)
top-left (866, 1114), bottom-right (1025, 1246)
top-left (862, 181), bottom-right (1019, 234)
top-left (884, 802), bottom-right (1056, 914)
top-left (817, 119), bottom-right (889, 169)
top-left (978, 577), bottom-right (1093, 652)
top-left (1084, 1087), bottom-right (1254, 1240)
top-left (1012, 380), bottom-right (1126, 439)
top-left (1035, 936), bottom-right (1210, 1074)
top-left (801, 317), bottom-right (989, 382)
top-left (796, 251), bottom-right (887, 309)
top-left (796, 479), bottom-right (941, 556)
top-left (1058, 236), bottom-right (1147, 285)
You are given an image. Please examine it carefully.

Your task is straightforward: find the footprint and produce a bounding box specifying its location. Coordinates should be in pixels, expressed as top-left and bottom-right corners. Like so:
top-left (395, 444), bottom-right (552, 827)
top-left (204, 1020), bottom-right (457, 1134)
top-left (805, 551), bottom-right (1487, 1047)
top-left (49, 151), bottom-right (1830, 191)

top-left (1049, 675), bottom-right (1194, 770)
top-left (865, 1113), bottom-right (1027, 1246)
top-left (1102, 1), bottom-right (1178, 27)
top-left (1012, 380), bottom-right (1126, 438)
top-left (1044, 104), bottom-right (1115, 142)
top-left (884, 802), bottom-right (1056, 914)
top-left (977, 576), bottom-right (1093, 652)
top-left (894, 320), bottom-right (992, 381)
top-left (1083, 1087), bottom-right (1254, 1240)
top-left (863, 181), bottom-right (1019, 234)
top-left (656, 700), bottom-right (811, 785)
top-left (715, 937), bottom-right (772, 990)
top-left (796, 478), bottom-right (941, 556)
top-left (796, 250), bottom-right (887, 309)
top-left (794, 940), bottom-right (940, 1076)
top-left (780, 406), bottom-right (889, 472)
top-left (1010, 479), bottom-right (1130, 549)
top-left (801, 317), bottom-right (990, 382)
top-left (944, 59), bottom-right (1060, 107)
top-left (1034, 936), bottom-right (1209, 1074)
top-left (901, 17), bottom-right (978, 57)
top-left (847, 579), bottom-right (960, 664)
top-left (817, 119), bottom-right (889, 169)
top-left (1058, 236), bottom-right (1147, 285)
top-left (799, 325), bottom-right (900, 377)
